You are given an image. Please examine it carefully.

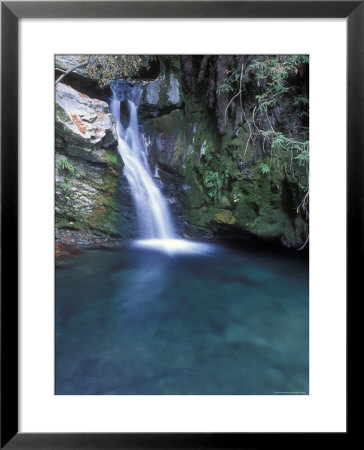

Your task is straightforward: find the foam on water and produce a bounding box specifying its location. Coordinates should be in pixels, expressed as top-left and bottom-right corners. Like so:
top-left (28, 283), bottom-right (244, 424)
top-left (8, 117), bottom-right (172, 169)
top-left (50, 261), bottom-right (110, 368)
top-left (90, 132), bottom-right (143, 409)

top-left (132, 238), bottom-right (216, 255)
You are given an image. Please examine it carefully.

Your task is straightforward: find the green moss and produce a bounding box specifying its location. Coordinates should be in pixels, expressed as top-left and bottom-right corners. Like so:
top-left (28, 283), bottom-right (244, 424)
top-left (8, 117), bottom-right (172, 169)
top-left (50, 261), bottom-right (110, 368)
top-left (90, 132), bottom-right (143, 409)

top-left (214, 210), bottom-right (236, 225)
top-left (173, 99), bottom-right (308, 246)
top-left (161, 56), bottom-right (181, 76)
top-left (183, 207), bottom-right (214, 229)
top-left (87, 170), bottom-right (120, 234)
top-left (105, 148), bottom-right (121, 169)
top-left (55, 103), bottom-right (70, 124)
top-left (56, 219), bottom-right (83, 230)
top-left (157, 77), bottom-right (170, 108)
top-left (182, 170), bottom-right (207, 208)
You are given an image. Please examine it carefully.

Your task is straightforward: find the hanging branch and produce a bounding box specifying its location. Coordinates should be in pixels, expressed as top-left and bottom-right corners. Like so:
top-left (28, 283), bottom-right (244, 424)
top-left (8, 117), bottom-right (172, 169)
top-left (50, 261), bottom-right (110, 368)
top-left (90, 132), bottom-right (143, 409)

top-left (55, 56), bottom-right (90, 85)
top-left (297, 234), bottom-right (309, 251)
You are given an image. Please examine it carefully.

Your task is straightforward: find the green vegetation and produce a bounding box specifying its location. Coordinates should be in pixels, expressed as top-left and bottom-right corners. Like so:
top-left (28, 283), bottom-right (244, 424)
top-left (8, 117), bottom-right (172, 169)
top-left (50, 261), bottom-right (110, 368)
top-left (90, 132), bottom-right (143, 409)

top-left (57, 157), bottom-right (86, 196)
top-left (57, 156), bottom-right (75, 176)
top-left (56, 55), bottom-right (156, 88)
top-left (202, 143), bottom-right (213, 164)
top-left (60, 182), bottom-right (72, 193)
top-left (258, 162), bottom-right (270, 174)
top-left (251, 55), bottom-right (309, 101)
top-left (218, 56), bottom-right (309, 167)
top-left (203, 170), bottom-right (224, 202)
top-left (216, 55), bottom-right (309, 213)
top-left (85, 55), bottom-right (156, 87)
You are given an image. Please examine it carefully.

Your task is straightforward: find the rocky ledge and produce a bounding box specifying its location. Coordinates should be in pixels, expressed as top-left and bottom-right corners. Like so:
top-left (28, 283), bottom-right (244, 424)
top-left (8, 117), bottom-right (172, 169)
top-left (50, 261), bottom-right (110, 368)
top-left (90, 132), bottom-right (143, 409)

top-left (55, 83), bottom-right (137, 248)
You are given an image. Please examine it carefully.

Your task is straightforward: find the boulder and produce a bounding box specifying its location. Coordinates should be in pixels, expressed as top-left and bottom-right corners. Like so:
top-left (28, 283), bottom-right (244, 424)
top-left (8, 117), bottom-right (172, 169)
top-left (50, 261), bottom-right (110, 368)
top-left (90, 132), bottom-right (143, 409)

top-left (139, 72), bottom-right (182, 118)
top-left (55, 83), bottom-right (136, 244)
top-left (55, 55), bottom-right (92, 79)
top-left (56, 82), bottom-right (117, 163)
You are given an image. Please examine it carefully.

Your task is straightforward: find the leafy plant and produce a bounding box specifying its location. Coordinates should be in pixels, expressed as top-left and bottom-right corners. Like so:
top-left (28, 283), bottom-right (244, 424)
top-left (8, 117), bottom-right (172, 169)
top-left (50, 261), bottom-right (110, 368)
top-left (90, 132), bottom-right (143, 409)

top-left (57, 156), bottom-right (75, 176)
top-left (295, 144), bottom-right (309, 166)
top-left (258, 162), bottom-right (270, 174)
top-left (233, 193), bottom-right (242, 203)
top-left (216, 55), bottom-right (309, 176)
top-left (202, 143), bottom-right (212, 164)
top-left (216, 83), bottom-right (234, 94)
top-left (203, 168), bottom-right (229, 202)
top-left (251, 55), bottom-right (309, 104)
top-left (60, 182), bottom-right (72, 193)
top-left (204, 170), bottom-right (224, 202)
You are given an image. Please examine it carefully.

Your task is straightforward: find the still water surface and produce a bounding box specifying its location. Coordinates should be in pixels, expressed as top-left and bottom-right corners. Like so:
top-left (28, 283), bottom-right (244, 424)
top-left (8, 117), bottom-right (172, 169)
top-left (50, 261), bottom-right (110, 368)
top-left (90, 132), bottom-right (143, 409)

top-left (56, 241), bottom-right (308, 395)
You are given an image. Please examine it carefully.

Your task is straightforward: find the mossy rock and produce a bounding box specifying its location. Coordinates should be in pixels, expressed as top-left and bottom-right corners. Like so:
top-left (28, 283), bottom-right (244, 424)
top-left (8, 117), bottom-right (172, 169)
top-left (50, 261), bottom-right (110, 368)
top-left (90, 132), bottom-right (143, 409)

top-left (214, 210), bottom-right (236, 225)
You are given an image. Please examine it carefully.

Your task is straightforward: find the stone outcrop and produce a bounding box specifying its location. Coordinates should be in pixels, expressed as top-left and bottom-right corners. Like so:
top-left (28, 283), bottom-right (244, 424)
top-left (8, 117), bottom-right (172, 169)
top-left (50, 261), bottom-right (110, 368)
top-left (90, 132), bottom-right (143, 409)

top-left (55, 55), bottom-right (91, 79)
top-left (56, 82), bottom-right (117, 161)
top-left (55, 83), bottom-right (136, 246)
top-left (139, 71), bottom-right (182, 119)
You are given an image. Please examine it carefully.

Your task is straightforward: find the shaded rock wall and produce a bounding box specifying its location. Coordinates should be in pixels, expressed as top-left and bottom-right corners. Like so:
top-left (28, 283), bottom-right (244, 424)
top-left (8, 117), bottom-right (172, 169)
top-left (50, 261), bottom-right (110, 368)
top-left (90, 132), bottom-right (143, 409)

top-left (139, 57), bottom-right (309, 249)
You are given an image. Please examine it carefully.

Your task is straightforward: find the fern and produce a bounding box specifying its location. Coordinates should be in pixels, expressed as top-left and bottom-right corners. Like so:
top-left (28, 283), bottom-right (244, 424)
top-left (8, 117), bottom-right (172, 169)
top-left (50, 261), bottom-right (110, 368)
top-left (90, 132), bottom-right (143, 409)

top-left (57, 156), bottom-right (75, 176)
top-left (258, 162), bottom-right (270, 174)
top-left (204, 170), bottom-right (223, 202)
top-left (216, 83), bottom-right (234, 94)
top-left (60, 182), bottom-right (72, 193)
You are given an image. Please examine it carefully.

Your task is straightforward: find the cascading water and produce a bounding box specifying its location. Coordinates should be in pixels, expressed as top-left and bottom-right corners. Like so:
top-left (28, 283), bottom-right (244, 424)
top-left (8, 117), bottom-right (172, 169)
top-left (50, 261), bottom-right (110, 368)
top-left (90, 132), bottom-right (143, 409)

top-left (110, 80), bottom-right (212, 255)
top-left (110, 81), bottom-right (175, 240)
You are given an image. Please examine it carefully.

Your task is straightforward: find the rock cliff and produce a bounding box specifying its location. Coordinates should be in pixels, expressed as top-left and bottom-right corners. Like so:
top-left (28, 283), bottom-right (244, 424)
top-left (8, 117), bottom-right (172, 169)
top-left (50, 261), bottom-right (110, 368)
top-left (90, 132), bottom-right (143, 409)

top-left (55, 55), bottom-right (309, 250)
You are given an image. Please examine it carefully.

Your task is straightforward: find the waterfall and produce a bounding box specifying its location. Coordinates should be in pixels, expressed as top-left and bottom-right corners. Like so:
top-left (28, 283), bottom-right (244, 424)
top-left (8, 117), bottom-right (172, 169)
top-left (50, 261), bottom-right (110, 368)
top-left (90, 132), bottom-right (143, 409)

top-left (110, 81), bottom-right (175, 240)
top-left (110, 80), bottom-right (213, 255)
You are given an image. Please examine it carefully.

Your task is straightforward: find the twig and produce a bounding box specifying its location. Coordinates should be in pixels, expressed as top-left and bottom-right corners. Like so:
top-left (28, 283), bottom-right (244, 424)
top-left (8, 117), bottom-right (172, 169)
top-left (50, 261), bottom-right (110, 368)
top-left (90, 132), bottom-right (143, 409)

top-left (55, 56), bottom-right (90, 85)
top-left (297, 234), bottom-right (309, 251)
top-left (244, 134), bottom-right (253, 156)
top-left (224, 92), bottom-right (241, 126)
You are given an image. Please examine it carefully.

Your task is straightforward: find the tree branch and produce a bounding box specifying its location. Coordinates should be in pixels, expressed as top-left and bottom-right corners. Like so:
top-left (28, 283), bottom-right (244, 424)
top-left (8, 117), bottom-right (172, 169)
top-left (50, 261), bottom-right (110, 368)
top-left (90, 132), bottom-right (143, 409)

top-left (297, 234), bottom-right (309, 251)
top-left (55, 56), bottom-right (90, 85)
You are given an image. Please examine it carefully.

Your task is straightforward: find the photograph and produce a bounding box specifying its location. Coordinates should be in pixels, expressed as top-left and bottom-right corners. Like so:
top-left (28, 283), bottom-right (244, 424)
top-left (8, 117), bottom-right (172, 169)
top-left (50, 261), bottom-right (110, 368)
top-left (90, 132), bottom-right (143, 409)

top-left (55, 54), bottom-right (309, 395)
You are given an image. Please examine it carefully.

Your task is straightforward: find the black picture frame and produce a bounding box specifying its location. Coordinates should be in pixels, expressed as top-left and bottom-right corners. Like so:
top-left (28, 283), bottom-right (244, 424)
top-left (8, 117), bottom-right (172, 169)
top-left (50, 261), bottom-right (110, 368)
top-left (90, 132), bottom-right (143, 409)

top-left (1, 1), bottom-right (357, 448)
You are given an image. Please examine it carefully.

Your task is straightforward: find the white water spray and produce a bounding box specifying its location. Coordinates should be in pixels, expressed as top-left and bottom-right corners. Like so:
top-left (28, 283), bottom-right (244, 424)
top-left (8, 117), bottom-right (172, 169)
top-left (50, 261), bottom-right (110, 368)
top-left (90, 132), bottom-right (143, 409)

top-left (110, 81), bottom-right (175, 240)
